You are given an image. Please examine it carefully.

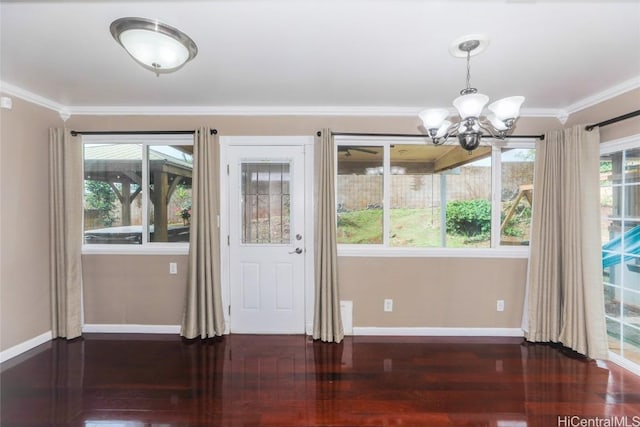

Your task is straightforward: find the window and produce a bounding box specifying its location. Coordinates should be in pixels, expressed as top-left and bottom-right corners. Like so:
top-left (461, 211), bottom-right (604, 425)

top-left (336, 137), bottom-right (535, 252)
top-left (499, 148), bottom-right (535, 246)
top-left (601, 141), bottom-right (640, 368)
top-left (82, 135), bottom-right (193, 250)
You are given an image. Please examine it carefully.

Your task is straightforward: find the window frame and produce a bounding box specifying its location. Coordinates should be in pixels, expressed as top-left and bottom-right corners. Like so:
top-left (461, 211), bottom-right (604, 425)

top-left (335, 135), bottom-right (535, 258)
top-left (81, 134), bottom-right (194, 255)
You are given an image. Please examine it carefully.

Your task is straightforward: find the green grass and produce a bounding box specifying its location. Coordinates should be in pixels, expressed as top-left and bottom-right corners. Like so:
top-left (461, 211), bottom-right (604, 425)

top-left (337, 209), bottom-right (383, 244)
top-left (337, 208), bottom-right (490, 248)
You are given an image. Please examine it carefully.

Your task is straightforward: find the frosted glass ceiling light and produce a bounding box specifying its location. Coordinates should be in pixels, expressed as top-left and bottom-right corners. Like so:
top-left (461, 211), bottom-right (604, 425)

top-left (418, 35), bottom-right (525, 152)
top-left (110, 17), bottom-right (198, 76)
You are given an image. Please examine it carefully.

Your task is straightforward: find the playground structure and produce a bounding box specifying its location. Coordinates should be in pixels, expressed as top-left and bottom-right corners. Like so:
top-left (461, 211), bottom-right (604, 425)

top-left (500, 184), bottom-right (533, 238)
top-left (602, 224), bottom-right (640, 271)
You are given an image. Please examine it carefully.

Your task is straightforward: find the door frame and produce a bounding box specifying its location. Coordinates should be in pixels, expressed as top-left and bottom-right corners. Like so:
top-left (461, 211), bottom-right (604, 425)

top-left (220, 136), bottom-right (315, 335)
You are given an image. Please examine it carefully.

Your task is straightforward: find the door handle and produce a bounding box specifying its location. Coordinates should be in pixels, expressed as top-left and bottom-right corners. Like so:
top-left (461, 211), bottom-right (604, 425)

top-left (289, 248), bottom-right (303, 254)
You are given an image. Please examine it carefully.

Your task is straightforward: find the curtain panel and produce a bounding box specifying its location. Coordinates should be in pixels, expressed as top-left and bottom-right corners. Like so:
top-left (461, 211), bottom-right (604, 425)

top-left (525, 125), bottom-right (608, 360)
top-left (49, 128), bottom-right (83, 339)
top-left (313, 129), bottom-right (344, 343)
top-left (181, 127), bottom-right (226, 339)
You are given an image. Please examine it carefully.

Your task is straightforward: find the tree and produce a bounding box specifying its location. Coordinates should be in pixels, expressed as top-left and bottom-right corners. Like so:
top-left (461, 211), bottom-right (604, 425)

top-left (85, 180), bottom-right (117, 227)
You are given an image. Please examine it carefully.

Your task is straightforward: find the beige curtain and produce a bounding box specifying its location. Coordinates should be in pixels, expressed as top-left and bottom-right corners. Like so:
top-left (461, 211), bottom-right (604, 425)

top-left (49, 128), bottom-right (83, 339)
top-left (525, 125), bottom-right (608, 359)
top-left (313, 129), bottom-right (344, 343)
top-left (181, 127), bottom-right (226, 339)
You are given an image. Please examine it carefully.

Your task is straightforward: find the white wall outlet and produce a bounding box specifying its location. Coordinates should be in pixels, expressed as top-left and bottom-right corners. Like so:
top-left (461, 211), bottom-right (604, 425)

top-left (384, 299), bottom-right (393, 312)
top-left (169, 262), bottom-right (178, 275)
top-left (496, 299), bottom-right (505, 312)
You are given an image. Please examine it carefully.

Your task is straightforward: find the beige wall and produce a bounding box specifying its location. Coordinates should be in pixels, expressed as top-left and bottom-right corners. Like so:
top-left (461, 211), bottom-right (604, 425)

top-left (67, 114), bottom-right (560, 329)
top-left (82, 255), bottom-right (188, 324)
top-left (2, 90), bottom-right (638, 349)
top-left (339, 257), bottom-right (528, 328)
top-left (0, 95), bottom-right (64, 351)
top-left (565, 88), bottom-right (640, 142)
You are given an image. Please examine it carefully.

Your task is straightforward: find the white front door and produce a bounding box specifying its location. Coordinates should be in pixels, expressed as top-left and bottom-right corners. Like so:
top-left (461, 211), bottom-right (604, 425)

top-left (227, 145), bottom-right (307, 333)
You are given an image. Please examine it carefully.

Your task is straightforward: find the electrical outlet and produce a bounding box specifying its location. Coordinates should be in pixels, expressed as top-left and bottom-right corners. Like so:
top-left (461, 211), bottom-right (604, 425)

top-left (384, 299), bottom-right (393, 312)
top-left (169, 262), bottom-right (177, 275)
top-left (496, 299), bottom-right (505, 312)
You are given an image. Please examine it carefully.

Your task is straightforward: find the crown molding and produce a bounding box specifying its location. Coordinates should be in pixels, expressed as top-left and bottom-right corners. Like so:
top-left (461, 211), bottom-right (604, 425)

top-left (2, 78), bottom-right (637, 119)
top-left (564, 75), bottom-right (640, 116)
top-left (66, 105), bottom-right (563, 118)
top-left (0, 80), bottom-right (67, 115)
top-left (68, 105), bottom-right (426, 117)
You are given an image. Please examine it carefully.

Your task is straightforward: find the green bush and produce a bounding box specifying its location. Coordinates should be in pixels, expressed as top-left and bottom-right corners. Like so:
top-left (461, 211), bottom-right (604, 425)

top-left (446, 199), bottom-right (491, 237)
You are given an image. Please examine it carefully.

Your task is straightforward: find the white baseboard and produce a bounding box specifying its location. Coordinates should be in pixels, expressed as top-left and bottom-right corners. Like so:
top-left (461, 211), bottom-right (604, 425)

top-left (0, 330), bottom-right (53, 364)
top-left (607, 351), bottom-right (640, 376)
top-left (82, 324), bottom-right (181, 334)
top-left (352, 327), bottom-right (524, 337)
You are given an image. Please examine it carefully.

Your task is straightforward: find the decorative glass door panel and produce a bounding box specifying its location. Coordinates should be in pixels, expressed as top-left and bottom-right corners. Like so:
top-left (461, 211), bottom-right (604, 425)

top-left (241, 163), bottom-right (290, 244)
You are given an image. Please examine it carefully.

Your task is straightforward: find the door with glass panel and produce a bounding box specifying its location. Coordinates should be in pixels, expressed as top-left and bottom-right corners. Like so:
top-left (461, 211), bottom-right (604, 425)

top-left (228, 146), bottom-right (306, 333)
top-left (601, 145), bottom-right (640, 367)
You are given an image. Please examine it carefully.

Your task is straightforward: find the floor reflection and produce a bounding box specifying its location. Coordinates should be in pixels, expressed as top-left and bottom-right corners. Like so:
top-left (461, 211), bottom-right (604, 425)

top-left (1, 334), bottom-right (639, 426)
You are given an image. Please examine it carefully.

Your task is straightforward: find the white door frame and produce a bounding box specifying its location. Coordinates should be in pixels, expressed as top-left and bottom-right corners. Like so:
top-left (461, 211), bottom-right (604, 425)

top-left (220, 136), bottom-right (315, 335)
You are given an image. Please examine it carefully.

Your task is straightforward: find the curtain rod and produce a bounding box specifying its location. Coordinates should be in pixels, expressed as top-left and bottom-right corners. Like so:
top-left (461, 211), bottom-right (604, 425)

top-left (585, 110), bottom-right (640, 132)
top-left (319, 131), bottom-right (545, 140)
top-left (70, 129), bottom-right (218, 137)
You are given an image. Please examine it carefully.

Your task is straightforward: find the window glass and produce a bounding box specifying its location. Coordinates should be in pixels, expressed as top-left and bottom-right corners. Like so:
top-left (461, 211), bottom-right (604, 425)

top-left (148, 145), bottom-right (193, 243)
top-left (389, 145), bottom-right (440, 247)
top-left (624, 147), bottom-right (640, 218)
top-left (500, 148), bottom-right (534, 246)
top-left (83, 144), bottom-right (143, 244)
top-left (336, 141), bottom-right (499, 248)
top-left (388, 144), bottom-right (492, 248)
top-left (336, 146), bottom-right (383, 244)
top-left (439, 147), bottom-right (492, 248)
top-left (83, 139), bottom-right (193, 246)
top-left (241, 162), bottom-right (290, 244)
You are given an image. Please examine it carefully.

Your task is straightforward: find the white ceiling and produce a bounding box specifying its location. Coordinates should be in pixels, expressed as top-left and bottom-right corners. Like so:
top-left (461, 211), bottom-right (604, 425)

top-left (1, 0), bottom-right (639, 115)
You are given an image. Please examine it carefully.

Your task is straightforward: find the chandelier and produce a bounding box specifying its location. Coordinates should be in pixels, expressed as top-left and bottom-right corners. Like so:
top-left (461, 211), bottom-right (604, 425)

top-left (110, 17), bottom-right (198, 76)
top-left (419, 35), bottom-right (525, 152)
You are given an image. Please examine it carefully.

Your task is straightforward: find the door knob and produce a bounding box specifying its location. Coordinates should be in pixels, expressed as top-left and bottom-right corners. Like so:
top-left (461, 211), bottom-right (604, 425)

top-left (289, 247), bottom-right (303, 254)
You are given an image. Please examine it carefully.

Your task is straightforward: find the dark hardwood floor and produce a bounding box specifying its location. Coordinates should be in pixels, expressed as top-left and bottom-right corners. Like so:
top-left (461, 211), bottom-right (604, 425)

top-left (1, 334), bottom-right (639, 426)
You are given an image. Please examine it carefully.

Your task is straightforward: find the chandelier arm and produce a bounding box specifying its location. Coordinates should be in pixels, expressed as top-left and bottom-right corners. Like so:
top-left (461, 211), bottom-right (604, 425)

top-left (478, 119), bottom-right (510, 140)
top-left (447, 121), bottom-right (459, 136)
top-left (432, 135), bottom-right (449, 145)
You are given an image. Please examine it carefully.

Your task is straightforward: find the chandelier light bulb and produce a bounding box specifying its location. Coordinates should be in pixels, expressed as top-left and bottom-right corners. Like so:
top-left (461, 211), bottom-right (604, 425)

top-left (487, 114), bottom-right (508, 131)
top-left (419, 108), bottom-right (450, 130)
top-left (453, 93), bottom-right (489, 119)
top-left (488, 96), bottom-right (525, 121)
top-left (435, 120), bottom-right (452, 138)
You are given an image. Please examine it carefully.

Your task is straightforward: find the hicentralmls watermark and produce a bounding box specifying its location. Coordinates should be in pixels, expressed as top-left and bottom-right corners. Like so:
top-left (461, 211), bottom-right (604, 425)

top-left (557, 416), bottom-right (640, 427)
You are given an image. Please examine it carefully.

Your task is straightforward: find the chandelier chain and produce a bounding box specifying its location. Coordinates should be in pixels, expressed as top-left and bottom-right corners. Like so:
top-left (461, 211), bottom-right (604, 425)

top-left (466, 50), bottom-right (471, 91)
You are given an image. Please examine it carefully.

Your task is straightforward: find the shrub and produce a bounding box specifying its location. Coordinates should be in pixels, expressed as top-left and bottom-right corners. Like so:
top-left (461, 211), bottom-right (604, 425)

top-left (446, 199), bottom-right (491, 237)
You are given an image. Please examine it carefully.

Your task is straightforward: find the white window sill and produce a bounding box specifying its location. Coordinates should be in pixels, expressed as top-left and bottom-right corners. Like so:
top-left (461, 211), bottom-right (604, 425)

top-left (82, 244), bottom-right (189, 256)
top-left (337, 245), bottom-right (529, 258)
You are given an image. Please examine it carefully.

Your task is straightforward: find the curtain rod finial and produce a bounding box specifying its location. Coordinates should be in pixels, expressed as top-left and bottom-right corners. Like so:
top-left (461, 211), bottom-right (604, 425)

top-left (316, 131), bottom-right (322, 137)
top-left (210, 129), bottom-right (218, 135)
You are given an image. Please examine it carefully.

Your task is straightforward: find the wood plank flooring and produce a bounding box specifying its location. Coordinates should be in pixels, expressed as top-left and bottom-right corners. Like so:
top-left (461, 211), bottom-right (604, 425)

top-left (1, 334), bottom-right (639, 426)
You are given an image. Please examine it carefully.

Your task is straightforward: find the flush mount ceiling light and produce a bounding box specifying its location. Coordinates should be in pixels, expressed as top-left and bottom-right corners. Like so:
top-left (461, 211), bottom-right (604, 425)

top-left (110, 17), bottom-right (198, 76)
top-left (419, 34), bottom-right (525, 152)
